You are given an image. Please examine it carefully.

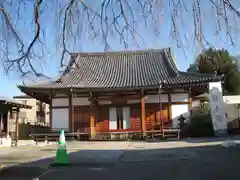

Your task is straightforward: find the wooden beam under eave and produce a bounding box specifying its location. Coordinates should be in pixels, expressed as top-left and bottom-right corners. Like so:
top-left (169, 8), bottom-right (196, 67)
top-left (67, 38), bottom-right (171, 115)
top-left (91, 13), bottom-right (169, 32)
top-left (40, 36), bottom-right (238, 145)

top-left (141, 96), bottom-right (146, 137)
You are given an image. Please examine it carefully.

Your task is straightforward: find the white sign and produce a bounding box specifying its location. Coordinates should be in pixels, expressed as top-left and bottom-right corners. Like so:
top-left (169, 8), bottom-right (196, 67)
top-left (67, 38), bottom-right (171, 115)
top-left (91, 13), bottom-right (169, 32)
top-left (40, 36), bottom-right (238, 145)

top-left (209, 82), bottom-right (228, 131)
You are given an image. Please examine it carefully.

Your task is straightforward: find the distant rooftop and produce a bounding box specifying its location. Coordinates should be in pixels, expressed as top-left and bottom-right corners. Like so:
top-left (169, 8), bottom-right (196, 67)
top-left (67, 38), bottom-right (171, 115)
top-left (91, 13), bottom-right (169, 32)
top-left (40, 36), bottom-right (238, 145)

top-left (13, 95), bottom-right (32, 99)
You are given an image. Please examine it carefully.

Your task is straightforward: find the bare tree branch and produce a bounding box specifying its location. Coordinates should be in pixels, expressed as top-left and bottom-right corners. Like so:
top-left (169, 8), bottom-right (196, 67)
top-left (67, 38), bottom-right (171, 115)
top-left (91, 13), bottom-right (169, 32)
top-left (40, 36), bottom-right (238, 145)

top-left (0, 0), bottom-right (240, 79)
top-left (1, 0), bottom-right (44, 77)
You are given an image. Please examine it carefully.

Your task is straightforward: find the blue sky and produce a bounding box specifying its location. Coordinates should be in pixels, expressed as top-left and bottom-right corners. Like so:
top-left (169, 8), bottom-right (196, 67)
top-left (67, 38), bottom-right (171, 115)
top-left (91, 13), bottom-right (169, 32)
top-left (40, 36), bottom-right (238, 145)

top-left (1, 0), bottom-right (240, 98)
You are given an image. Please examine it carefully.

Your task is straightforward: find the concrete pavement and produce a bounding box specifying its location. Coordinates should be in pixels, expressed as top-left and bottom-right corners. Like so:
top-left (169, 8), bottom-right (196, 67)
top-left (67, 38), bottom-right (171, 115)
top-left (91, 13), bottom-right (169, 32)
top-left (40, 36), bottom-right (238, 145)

top-left (0, 139), bottom-right (240, 179)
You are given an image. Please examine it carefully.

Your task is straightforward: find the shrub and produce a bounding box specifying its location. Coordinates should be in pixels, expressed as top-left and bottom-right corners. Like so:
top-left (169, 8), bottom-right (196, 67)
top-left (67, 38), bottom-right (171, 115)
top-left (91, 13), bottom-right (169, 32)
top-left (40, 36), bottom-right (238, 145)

top-left (185, 107), bottom-right (214, 137)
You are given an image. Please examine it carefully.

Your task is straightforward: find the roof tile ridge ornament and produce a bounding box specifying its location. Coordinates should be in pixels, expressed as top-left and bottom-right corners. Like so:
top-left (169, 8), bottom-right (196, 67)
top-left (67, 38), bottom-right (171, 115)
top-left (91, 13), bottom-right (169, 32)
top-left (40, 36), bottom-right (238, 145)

top-left (67, 85), bottom-right (73, 89)
top-left (159, 79), bottom-right (167, 89)
top-left (62, 54), bottom-right (79, 76)
top-left (55, 77), bottom-right (63, 83)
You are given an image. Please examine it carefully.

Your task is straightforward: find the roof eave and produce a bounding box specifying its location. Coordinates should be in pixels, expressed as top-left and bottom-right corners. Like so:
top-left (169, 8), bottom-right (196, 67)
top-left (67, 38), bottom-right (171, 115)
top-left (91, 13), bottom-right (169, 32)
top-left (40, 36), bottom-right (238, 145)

top-left (18, 76), bottom-right (221, 93)
top-left (0, 100), bottom-right (32, 109)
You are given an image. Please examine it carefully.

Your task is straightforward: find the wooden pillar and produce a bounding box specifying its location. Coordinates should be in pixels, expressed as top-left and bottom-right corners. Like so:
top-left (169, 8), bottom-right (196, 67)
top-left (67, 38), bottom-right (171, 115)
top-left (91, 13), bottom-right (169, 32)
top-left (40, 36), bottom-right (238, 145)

top-left (6, 111), bottom-right (9, 137)
top-left (15, 107), bottom-right (20, 147)
top-left (90, 98), bottom-right (95, 139)
top-left (49, 99), bottom-right (52, 132)
top-left (158, 91), bottom-right (164, 138)
top-left (167, 92), bottom-right (172, 122)
top-left (141, 96), bottom-right (146, 136)
top-left (189, 89), bottom-right (193, 116)
top-left (69, 90), bottom-right (73, 132)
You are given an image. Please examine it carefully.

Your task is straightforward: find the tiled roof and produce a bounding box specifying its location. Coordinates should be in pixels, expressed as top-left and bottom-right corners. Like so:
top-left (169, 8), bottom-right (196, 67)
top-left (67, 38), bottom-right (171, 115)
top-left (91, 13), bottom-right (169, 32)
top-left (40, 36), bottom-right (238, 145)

top-left (0, 96), bottom-right (32, 109)
top-left (19, 48), bottom-right (221, 90)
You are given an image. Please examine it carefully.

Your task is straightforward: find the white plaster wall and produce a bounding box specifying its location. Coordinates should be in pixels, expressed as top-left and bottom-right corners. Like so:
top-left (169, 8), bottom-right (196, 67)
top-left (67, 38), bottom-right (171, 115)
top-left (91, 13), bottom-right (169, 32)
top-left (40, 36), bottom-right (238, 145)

top-left (144, 95), bottom-right (168, 103)
top-left (224, 104), bottom-right (239, 123)
top-left (73, 97), bottom-right (90, 106)
top-left (223, 96), bottom-right (240, 124)
top-left (126, 93), bottom-right (189, 104)
top-left (53, 93), bottom-right (67, 97)
top-left (73, 98), bottom-right (112, 106)
top-left (223, 95), bottom-right (240, 104)
top-left (142, 93), bottom-right (189, 104)
top-left (99, 100), bottom-right (112, 105)
top-left (127, 99), bottom-right (141, 104)
top-left (170, 89), bottom-right (186, 93)
top-left (171, 93), bottom-right (189, 102)
top-left (52, 98), bottom-right (69, 107)
top-left (52, 108), bottom-right (69, 131)
top-left (171, 104), bottom-right (190, 128)
top-left (52, 93), bottom-right (189, 106)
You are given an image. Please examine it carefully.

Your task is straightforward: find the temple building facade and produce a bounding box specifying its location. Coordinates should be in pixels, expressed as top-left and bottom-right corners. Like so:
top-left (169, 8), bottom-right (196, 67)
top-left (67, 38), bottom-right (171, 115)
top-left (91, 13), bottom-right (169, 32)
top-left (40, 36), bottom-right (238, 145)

top-left (18, 48), bottom-right (222, 139)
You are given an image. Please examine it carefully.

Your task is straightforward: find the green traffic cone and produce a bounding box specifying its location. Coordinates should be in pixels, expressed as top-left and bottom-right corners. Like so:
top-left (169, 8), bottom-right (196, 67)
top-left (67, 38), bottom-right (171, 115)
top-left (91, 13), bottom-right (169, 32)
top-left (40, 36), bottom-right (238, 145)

top-left (54, 129), bottom-right (68, 165)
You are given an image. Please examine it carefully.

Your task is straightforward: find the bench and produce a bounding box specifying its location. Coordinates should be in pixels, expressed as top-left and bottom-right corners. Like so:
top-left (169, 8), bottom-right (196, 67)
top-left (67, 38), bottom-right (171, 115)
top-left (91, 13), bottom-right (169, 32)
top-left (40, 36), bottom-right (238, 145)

top-left (162, 128), bottom-right (181, 139)
top-left (109, 131), bottom-right (142, 140)
top-left (146, 130), bottom-right (162, 139)
top-left (146, 127), bottom-right (180, 139)
top-left (92, 131), bottom-right (143, 141)
top-left (29, 132), bottom-right (89, 145)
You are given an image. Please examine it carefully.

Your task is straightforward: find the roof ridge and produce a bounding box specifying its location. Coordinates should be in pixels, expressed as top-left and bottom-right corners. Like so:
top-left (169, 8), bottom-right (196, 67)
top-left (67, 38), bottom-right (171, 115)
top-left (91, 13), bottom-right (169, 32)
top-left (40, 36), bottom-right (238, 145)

top-left (70, 48), bottom-right (171, 57)
top-left (63, 48), bottom-right (173, 76)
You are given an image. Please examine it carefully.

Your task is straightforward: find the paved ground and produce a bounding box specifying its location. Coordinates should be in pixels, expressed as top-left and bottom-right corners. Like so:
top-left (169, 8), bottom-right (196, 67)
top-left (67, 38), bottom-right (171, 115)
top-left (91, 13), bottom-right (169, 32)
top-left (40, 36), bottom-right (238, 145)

top-left (1, 138), bottom-right (240, 180)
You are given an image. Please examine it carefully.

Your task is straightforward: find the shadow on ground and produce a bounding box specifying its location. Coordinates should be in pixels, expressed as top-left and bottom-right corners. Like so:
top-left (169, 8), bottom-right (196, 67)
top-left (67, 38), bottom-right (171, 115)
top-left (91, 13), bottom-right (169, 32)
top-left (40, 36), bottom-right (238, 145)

top-left (1, 140), bottom-right (240, 180)
top-left (144, 135), bottom-right (240, 144)
top-left (182, 135), bottom-right (240, 143)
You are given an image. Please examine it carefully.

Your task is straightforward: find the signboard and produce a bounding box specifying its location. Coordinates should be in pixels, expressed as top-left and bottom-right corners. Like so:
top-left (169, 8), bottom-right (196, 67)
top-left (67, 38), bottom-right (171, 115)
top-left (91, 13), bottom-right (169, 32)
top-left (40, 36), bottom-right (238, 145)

top-left (209, 82), bottom-right (228, 132)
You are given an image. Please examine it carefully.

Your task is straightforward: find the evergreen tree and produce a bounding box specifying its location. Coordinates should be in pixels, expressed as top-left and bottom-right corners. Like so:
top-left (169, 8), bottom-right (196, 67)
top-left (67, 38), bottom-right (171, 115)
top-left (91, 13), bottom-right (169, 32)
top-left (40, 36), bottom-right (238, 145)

top-left (186, 64), bottom-right (198, 73)
top-left (187, 48), bottom-right (240, 95)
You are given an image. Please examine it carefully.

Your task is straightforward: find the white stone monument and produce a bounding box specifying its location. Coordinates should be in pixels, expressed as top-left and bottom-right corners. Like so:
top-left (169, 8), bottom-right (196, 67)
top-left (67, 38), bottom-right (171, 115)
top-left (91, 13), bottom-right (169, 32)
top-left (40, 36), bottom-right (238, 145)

top-left (209, 81), bottom-right (228, 136)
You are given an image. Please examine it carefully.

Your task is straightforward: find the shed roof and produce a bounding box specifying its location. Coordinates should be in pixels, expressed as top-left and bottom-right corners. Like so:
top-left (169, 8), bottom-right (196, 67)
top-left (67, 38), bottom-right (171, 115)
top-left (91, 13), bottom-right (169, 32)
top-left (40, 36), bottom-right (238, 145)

top-left (0, 96), bottom-right (32, 109)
